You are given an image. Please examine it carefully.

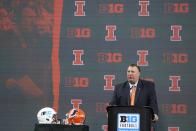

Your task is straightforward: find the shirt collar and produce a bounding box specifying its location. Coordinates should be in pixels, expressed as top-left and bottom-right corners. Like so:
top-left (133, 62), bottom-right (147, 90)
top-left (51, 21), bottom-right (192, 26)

top-left (128, 81), bottom-right (138, 88)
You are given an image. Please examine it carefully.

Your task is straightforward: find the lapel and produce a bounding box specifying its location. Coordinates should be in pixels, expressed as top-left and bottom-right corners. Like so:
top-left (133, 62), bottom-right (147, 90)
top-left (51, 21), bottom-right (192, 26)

top-left (135, 79), bottom-right (143, 104)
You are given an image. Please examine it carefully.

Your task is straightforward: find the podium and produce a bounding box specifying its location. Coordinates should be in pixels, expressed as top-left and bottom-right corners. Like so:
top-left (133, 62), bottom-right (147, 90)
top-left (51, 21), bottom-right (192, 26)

top-left (107, 106), bottom-right (153, 131)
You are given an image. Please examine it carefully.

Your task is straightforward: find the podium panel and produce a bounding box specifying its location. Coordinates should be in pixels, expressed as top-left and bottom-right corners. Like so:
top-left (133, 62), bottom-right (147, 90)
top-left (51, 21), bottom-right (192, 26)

top-left (34, 124), bottom-right (89, 131)
top-left (107, 106), bottom-right (153, 131)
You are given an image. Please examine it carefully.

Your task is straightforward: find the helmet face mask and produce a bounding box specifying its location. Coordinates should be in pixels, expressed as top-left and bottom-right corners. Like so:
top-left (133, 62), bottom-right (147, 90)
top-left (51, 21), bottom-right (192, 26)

top-left (37, 107), bottom-right (57, 124)
top-left (52, 114), bottom-right (58, 124)
top-left (67, 108), bottom-right (85, 125)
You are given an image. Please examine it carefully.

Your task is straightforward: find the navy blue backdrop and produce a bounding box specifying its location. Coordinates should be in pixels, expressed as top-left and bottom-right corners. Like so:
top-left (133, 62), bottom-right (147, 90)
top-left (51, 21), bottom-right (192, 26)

top-left (0, 0), bottom-right (196, 131)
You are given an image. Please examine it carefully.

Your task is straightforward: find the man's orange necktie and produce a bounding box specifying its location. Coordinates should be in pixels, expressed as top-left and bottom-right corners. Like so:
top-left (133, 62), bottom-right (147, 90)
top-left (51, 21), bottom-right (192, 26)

top-left (130, 86), bottom-right (136, 106)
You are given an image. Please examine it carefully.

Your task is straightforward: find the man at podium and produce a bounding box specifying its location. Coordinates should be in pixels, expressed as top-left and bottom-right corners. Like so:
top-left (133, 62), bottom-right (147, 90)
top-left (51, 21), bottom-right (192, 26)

top-left (110, 64), bottom-right (159, 122)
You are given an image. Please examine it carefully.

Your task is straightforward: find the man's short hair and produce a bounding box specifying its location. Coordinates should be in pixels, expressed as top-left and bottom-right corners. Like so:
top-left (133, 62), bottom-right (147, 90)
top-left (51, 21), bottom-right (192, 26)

top-left (129, 64), bottom-right (141, 72)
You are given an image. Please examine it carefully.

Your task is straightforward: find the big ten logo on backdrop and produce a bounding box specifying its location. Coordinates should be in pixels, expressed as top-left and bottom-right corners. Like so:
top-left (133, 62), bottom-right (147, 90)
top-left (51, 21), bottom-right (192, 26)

top-left (105, 26), bottom-right (156, 41)
top-left (162, 104), bottom-right (187, 114)
top-left (105, 24), bottom-right (182, 41)
top-left (168, 127), bottom-right (180, 131)
top-left (96, 102), bottom-right (109, 117)
top-left (161, 75), bottom-right (188, 114)
top-left (163, 53), bottom-right (188, 64)
top-left (99, 3), bottom-right (124, 14)
top-left (64, 77), bottom-right (89, 88)
top-left (118, 113), bottom-right (140, 131)
top-left (65, 25), bottom-right (182, 42)
top-left (130, 27), bottom-right (156, 39)
top-left (97, 50), bottom-right (149, 66)
top-left (130, 25), bottom-right (182, 41)
top-left (66, 27), bottom-right (91, 39)
top-left (74, 0), bottom-right (149, 16)
top-left (97, 52), bottom-right (122, 63)
top-left (74, 0), bottom-right (150, 16)
top-left (164, 2), bottom-right (189, 14)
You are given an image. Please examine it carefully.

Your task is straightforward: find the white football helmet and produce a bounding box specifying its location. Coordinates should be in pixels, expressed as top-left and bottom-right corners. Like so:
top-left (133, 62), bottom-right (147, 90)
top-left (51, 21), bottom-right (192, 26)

top-left (37, 107), bottom-right (57, 124)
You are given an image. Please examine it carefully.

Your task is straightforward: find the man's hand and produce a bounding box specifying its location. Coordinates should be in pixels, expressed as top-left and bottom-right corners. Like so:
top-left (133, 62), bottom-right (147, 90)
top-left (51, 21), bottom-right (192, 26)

top-left (152, 114), bottom-right (159, 122)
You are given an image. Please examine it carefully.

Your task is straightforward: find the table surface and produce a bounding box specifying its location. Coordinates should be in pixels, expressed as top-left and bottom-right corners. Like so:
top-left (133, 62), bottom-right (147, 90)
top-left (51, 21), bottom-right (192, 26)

top-left (34, 124), bottom-right (89, 131)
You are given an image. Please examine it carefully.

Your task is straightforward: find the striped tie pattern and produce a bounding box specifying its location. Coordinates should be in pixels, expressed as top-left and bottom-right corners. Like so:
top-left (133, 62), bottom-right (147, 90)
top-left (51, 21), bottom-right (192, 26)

top-left (130, 86), bottom-right (136, 106)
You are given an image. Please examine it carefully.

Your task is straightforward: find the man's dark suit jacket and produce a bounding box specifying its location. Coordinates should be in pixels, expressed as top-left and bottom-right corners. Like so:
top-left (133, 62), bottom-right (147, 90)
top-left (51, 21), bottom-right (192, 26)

top-left (110, 79), bottom-right (158, 115)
